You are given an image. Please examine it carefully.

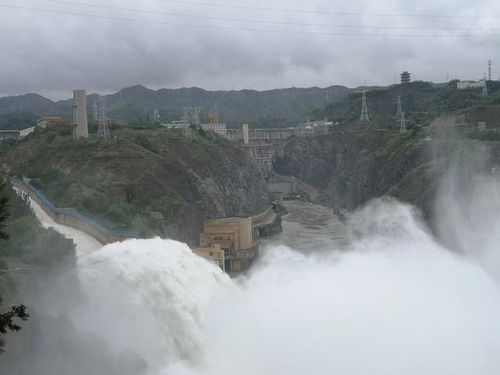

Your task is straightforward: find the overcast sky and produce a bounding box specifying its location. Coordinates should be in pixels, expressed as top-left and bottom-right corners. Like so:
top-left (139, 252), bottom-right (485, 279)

top-left (1, 0), bottom-right (499, 99)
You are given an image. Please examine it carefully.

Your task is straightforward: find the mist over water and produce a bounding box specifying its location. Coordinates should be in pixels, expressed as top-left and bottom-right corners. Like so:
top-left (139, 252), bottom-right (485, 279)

top-left (164, 198), bottom-right (500, 375)
top-left (7, 160), bottom-right (500, 374)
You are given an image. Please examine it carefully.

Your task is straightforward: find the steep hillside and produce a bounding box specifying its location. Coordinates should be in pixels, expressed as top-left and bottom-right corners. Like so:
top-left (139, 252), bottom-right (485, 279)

top-left (0, 85), bottom-right (351, 129)
top-left (277, 100), bottom-right (500, 220)
top-left (2, 127), bottom-right (268, 245)
top-left (313, 80), bottom-right (500, 125)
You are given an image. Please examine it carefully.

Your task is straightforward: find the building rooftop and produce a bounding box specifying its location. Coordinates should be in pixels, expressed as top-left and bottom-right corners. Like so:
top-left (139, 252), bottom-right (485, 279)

top-left (205, 216), bottom-right (248, 223)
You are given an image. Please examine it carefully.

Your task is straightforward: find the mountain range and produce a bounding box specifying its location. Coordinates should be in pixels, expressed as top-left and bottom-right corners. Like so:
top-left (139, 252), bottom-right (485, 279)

top-left (0, 85), bottom-right (352, 129)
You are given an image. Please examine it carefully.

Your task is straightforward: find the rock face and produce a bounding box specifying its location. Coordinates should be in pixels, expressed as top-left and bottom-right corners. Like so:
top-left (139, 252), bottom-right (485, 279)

top-left (3, 128), bottom-right (268, 245)
top-left (274, 124), bottom-right (458, 218)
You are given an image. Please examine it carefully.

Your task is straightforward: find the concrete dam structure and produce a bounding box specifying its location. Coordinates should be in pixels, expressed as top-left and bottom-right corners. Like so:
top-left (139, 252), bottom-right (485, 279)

top-left (225, 124), bottom-right (329, 174)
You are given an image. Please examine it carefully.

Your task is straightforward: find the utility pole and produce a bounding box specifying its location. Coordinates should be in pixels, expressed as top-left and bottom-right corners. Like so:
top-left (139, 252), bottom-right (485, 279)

top-left (97, 96), bottom-right (110, 138)
top-left (488, 60), bottom-right (492, 81)
top-left (360, 81), bottom-right (370, 122)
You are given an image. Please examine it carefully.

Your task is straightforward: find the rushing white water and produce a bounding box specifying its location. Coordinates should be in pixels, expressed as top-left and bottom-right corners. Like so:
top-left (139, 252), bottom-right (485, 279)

top-left (76, 239), bottom-right (230, 372)
top-left (24, 178), bottom-right (500, 374)
top-left (25, 193), bottom-right (101, 258)
top-left (161, 199), bottom-right (500, 375)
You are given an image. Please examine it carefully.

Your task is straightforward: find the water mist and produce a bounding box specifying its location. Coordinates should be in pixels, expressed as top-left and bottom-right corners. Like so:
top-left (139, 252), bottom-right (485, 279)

top-left (6, 144), bottom-right (500, 375)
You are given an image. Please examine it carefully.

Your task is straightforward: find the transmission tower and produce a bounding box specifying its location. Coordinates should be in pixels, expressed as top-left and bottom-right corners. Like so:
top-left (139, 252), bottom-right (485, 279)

top-left (360, 82), bottom-right (369, 122)
top-left (97, 97), bottom-right (110, 138)
top-left (182, 105), bottom-right (202, 126)
top-left (153, 107), bottom-right (160, 124)
top-left (400, 111), bottom-right (406, 133)
top-left (395, 95), bottom-right (403, 118)
top-left (488, 60), bottom-right (492, 81)
top-left (92, 100), bottom-right (99, 122)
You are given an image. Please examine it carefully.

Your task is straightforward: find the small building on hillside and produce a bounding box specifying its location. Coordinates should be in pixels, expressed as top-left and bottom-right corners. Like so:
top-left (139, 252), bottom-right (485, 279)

top-left (200, 122), bottom-right (227, 136)
top-left (297, 119), bottom-right (333, 130)
top-left (162, 120), bottom-right (190, 130)
top-left (0, 129), bottom-right (21, 140)
top-left (0, 126), bottom-right (35, 140)
top-left (199, 216), bottom-right (259, 273)
top-left (36, 116), bottom-right (72, 128)
top-left (457, 80), bottom-right (483, 90)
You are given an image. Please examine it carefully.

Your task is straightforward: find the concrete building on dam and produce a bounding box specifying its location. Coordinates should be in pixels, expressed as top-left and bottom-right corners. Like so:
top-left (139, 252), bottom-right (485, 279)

top-left (199, 216), bottom-right (259, 273)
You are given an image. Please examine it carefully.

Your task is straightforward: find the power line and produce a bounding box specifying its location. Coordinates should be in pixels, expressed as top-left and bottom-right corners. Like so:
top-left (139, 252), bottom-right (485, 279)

top-left (39, 0), bottom-right (500, 32)
top-left (160, 0), bottom-right (500, 19)
top-left (2, 4), bottom-right (500, 37)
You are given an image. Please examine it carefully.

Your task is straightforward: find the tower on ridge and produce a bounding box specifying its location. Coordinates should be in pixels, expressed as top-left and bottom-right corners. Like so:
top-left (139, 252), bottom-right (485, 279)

top-left (73, 89), bottom-right (89, 139)
top-left (97, 96), bottom-right (110, 138)
top-left (360, 82), bottom-right (369, 122)
top-left (396, 96), bottom-right (403, 118)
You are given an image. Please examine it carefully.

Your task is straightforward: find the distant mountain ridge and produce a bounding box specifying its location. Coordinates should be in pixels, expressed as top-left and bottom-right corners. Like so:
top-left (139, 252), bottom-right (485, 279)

top-left (0, 84), bottom-right (352, 129)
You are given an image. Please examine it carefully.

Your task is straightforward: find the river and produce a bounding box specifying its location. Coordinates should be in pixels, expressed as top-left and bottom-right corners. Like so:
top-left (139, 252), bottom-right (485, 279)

top-left (263, 200), bottom-right (349, 253)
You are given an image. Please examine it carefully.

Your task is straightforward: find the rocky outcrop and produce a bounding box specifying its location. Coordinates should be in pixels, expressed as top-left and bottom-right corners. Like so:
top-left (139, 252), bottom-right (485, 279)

top-left (274, 125), bottom-right (457, 217)
top-left (3, 128), bottom-right (268, 245)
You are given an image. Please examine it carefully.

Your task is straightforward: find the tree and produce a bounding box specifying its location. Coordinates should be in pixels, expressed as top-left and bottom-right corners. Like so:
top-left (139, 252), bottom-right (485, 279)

top-left (0, 298), bottom-right (29, 352)
top-left (0, 183), bottom-right (8, 240)
top-left (0, 182), bottom-right (29, 352)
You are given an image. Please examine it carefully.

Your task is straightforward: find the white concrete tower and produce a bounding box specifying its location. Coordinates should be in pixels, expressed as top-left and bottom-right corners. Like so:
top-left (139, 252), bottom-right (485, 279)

top-left (242, 123), bottom-right (249, 145)
top-left (73, 89), bottom-right (89, 139)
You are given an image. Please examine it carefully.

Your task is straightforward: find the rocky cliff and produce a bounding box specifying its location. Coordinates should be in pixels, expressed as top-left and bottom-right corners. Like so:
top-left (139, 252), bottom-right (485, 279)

top-left (2, 127), bottom-right (268, 245)
top-left (275, 118), bottom-right (500, 219)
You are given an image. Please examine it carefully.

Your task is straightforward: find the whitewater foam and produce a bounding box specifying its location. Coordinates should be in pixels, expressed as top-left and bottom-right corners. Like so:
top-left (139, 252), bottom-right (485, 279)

top-left (24, 186), bottom-right (500, 374)
top-left (75, 238), bottom-right (231, 371)
top-left (162, 199), bottom-right (500, 375)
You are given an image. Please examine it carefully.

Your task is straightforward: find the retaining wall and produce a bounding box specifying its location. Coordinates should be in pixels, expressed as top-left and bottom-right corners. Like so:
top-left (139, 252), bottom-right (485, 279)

top-left (11, 178), bottom-right (137, 244)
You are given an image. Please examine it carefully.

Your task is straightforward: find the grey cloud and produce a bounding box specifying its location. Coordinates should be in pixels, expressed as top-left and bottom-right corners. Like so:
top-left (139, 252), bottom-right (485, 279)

top-left (0, 0), bottom-right (499, 98)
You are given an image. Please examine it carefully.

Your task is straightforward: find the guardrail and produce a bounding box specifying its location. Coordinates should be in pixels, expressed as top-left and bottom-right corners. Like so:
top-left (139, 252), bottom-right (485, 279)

top-left (251, 207), bottom-right (275, 227)
top-left (11, 177), bottom-right (138, 244)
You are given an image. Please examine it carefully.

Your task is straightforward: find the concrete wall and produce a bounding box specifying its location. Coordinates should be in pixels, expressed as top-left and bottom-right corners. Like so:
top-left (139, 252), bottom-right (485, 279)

top-left (242, 123), bottom-right (249, 144)
top-left (12, 178), bottom-right (136, 244)
top-left (251, 207), bottom-right (274, 227)
top-left (268, 178), bottom-right (319, 201)
top-left (193, 244), bottom-right (225, 271)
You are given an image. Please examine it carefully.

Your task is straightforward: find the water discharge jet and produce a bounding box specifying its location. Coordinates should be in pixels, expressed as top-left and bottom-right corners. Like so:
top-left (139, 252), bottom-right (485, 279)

top-left (18, 170), bottom-right (500, 375)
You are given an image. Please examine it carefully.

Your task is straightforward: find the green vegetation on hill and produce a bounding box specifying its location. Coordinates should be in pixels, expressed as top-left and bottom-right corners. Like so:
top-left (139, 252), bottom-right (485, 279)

top-left (0, 179), bottom-right (76, 270)
top-left (277, 80), bottom-right (500, 221)
top-left (2, 125), bottom-right (267, 244)
top-left (314, 81), bottom-right (500, 128)
top-left (0, 85), bottom-right (351, 129)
